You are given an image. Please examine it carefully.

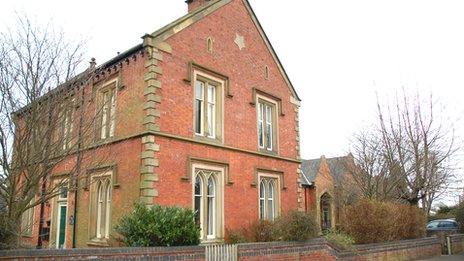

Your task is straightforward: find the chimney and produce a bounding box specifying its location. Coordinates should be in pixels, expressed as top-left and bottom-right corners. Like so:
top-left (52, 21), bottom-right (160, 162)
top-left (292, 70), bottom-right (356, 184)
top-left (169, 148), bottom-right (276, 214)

top-left (186, 0), bottom-right (211, 13)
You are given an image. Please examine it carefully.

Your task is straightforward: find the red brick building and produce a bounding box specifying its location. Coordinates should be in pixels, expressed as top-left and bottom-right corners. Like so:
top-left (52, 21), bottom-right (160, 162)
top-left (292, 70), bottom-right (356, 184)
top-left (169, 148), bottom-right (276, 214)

top-left (21, 0), bottom-right (303, 248)
top-left (301, 155), bottom-right (355, 231)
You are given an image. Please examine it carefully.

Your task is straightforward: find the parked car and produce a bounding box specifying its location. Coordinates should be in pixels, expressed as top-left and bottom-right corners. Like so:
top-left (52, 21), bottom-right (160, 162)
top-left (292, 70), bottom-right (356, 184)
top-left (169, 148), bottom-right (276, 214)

top-left (426, 219), bottom-right (459, 236)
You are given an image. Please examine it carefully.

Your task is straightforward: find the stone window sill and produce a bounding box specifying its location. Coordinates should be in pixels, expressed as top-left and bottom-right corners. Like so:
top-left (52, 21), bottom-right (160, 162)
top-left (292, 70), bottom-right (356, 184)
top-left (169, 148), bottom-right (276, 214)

top-left (87, 238), bottom-right (110, 247)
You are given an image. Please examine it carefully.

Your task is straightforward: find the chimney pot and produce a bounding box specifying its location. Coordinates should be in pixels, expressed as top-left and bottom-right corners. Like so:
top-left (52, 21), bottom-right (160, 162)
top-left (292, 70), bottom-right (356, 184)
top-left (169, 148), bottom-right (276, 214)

top-left (186, 0), bottom-right (211, 13)
top-left (89, 58), bottom-right (96, 69)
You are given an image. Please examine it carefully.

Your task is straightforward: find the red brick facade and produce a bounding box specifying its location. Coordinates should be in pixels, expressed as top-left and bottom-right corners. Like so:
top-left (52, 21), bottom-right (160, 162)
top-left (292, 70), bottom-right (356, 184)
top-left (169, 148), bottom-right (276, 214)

top-left (21, 0), bottom-right (302, 248)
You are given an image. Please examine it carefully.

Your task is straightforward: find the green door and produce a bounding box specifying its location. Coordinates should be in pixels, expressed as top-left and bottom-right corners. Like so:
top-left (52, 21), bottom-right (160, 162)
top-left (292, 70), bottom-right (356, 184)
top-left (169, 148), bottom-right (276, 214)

top-left (58, 205), bottom-right (67, 248)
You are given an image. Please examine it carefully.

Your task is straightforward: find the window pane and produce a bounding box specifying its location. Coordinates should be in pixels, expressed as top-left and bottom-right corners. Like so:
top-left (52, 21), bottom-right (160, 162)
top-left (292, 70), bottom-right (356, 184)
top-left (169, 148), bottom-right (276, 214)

top-left (258, 103), bottom-right (264, 148)
top-left (207, 176), bottom-right (215, 237)
top-left (259, 180), bottom-right (266, 219)
top-left (195, 81), bottom-right (204, 134)
top-left (194, 176), bottom-right (202, 225)
top-left (105, 180), bottom-right (111, 238)
top-left (109, 89), bottom-right (116, 137)
top-left (267, 181), bottom-right (275, 220)
top-left (207, 85), bottom-right (215, 137)
top-left (265, 105), bottom-right (273, 150)
top-left (96, 181), bottom-right (103, 238)
top-left (101, 92), bottom-right (109, 139)
top-left (195, 81), bottom-right (204, 100)
top-left (207, 84), bottom-right (215, 103)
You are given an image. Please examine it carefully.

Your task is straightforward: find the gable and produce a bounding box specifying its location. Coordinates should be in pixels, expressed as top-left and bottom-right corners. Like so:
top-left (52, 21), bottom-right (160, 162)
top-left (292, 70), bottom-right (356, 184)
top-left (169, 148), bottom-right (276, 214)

top-left (149, 0), bottom-right (300, 102)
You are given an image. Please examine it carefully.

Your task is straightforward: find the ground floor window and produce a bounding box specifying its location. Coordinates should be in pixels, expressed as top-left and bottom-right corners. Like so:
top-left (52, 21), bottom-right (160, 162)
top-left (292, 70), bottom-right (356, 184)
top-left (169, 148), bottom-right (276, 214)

top-left (89, 171), bottom-right (112, 242)
top-left (21, 202), bottom-right (34, 237)
top-left (258, 174), bottom-right (280, 220)
top-left (192, 164), bottom-right (223, 241)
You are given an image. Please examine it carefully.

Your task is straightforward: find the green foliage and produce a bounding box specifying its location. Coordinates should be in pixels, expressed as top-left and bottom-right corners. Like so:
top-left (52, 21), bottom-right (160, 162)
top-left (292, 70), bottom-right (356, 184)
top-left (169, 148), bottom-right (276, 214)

top-left (455, 202), bottom-right (464, 233)
top-left (343, 199), bottom-right (426, 244)
top-left (429, 204), bottom-right (457, 221)
top-left (324, 229), bottom-right (355, 251)
top-left (114, 203), bottom-right (200, 247)
top-left (276, 210), bottom-right (318, 241)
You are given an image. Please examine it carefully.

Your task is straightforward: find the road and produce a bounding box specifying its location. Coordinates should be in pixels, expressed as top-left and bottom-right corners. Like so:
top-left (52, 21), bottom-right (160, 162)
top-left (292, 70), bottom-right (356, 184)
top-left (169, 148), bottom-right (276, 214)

top-left (420, 253), bottom-right (464, 260)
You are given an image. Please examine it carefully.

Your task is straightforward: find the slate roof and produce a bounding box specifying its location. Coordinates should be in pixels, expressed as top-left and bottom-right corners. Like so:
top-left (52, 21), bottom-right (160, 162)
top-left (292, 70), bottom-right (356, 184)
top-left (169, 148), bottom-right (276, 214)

top-left (326, 156), bottom-right (350, 183)
top-left (301, 158), bottom-right (322, 185)
top-left (301, 156), bottom-right (350, 186)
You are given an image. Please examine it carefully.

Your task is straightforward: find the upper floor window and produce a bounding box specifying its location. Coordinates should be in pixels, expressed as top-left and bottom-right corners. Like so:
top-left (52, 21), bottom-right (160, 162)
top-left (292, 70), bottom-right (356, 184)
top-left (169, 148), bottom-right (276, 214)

top-left (194, 74), bottom-right (222, 141)
top-left (61, 98), bottom-right (74, 150)
top-left (21, 201), bottom-right (34, 237)
top-left (257, 99), bottom-right (277, 152)
top-left (100, 85), bottom-right (117, 140)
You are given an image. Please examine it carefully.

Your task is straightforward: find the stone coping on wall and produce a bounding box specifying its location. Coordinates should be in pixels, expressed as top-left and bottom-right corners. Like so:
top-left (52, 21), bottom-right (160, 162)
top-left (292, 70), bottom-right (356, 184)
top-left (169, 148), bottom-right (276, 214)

top-left (449, 233), bottom-right (464, 242)
top-left (0, 236), bottom-right (446, 260)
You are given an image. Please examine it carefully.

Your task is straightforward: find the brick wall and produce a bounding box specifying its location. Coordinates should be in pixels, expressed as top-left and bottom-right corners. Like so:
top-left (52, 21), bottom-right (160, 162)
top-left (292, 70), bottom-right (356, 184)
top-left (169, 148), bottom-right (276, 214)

top-left (1, 237), bottom-right (443, 260)
top-left (449, 234), bottom-right (464, 254)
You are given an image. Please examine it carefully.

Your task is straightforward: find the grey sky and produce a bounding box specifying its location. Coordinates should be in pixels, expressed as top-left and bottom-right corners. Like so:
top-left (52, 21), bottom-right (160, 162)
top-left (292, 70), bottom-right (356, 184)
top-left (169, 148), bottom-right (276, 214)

top-left (1, 0), bottom-right (463, 203)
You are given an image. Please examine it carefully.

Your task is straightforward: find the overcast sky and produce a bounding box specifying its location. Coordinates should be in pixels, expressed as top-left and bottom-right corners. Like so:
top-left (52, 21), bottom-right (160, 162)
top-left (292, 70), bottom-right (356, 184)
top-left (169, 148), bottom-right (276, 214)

top-left (1, 0), bottom-right (463, 202)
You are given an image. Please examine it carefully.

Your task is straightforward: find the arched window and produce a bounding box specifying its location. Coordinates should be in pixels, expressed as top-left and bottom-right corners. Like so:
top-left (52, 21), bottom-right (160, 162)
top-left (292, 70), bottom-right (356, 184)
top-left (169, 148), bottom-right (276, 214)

top-left (267, 180), bottom-right (275, 221)
top-left (259, 177), bottom-right (278, 220)
top-left (193, 168), bottom-right (221, 241)
top-left (96, 181), bottom-right (103, 238)
top-left (90, 172), bottom-right (113, 242)
top-left (259, 180), bottom-right (266, 220)
top-left (104, 180), bottom-right (111, 238)
top-left (194, 175), bottom-right (203, 226)
top-left (207, 176), bottom-right (215, 237)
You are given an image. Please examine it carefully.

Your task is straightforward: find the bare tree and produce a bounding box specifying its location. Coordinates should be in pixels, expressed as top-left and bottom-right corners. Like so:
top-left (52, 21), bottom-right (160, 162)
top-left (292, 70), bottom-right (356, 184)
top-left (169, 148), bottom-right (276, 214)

top-left (0, 16), bottom-right (107, 248)
top-left (350, 90), bottom-right (459, 215)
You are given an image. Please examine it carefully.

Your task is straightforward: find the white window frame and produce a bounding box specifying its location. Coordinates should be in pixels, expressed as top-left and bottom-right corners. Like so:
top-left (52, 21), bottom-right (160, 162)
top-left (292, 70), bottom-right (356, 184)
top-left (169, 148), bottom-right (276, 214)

top-left (99, 79), bottom-right (118, 140)
top-left (89, 171), bottom-right (112, 241)
top-left (62, 99), bottom-right (74, 150)
top-left (191, 163), bottom-right (224, 242)
top-left (193, 71), bottom-right (224, 141)
top-left (258, 173), bottom-right (280, 221)
top-left (256, 95), bottom-right (279, 152)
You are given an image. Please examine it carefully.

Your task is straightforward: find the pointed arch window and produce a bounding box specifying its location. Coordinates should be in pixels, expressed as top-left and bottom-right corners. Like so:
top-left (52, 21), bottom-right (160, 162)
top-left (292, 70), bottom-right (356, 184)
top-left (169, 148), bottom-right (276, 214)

top-left (89, 172), bottom-right (112, 243)
top-left (259, 176), bottom-right (279, 220)
top-left (192, 166), bottom-right (223, 241)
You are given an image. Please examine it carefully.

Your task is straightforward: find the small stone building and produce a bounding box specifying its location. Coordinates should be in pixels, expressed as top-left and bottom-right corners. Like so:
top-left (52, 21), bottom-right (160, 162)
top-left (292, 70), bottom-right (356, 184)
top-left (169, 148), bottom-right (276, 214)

top-left (301, 155), bottom-right (355, 232)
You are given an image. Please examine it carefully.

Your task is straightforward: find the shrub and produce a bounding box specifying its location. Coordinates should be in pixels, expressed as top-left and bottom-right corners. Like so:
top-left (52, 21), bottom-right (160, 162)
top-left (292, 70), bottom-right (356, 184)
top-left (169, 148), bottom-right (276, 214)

top-left (343, 199), bottom-right (426, 244)
top-left (276, 210), bottom-right (318, 241)
top-left (114, 203), bottom-right (200, 247)
top-left (249, 220), bottom-right (279, 242)
top-left (225, 227), bottom-right (249, 244)
top-left (227, 211), bottom-right (318, 243)
top-left (324, 229), bottom-right (355, 251)
top-left (455, 202), bottom-right (464, 233)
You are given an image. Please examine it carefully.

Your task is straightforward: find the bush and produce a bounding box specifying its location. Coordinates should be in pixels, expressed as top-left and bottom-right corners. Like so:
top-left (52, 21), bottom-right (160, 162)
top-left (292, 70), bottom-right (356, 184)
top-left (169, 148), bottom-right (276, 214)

top-left (276, 210), bottom-right (318, 241)
top-left (324, 229), bottom-right (355, 251)
top-left (455, 202), bottom-right (464, 233)
top-left (249, 220), bottom-right (279, 242)
top-left (114, 203), bottom-right (200, 247)
top-left (227, 211), bottom-right (318, 243)
top-left (225, 227), bottom-right (249, 244)
top-left (343, 199), bottom-right (426, 244)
